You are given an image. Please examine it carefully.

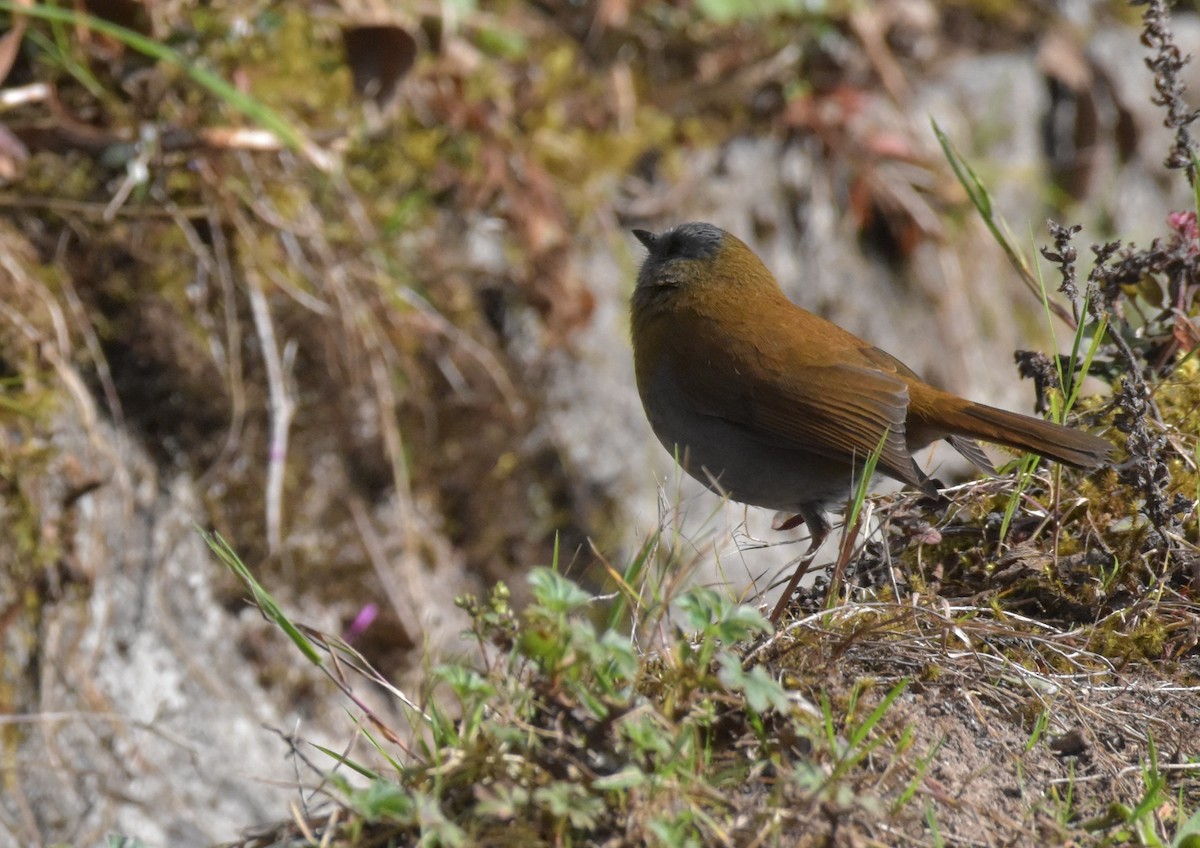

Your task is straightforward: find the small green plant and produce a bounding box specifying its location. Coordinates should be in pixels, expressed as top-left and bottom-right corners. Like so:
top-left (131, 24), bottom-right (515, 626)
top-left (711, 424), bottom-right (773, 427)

top-left (819, 678), bottom-right (909, 788)
top-left (924, 804), bottom-right (946, 848)
top-left (1076, 734), bottom-right (1200, 847)
top-left (1049, 762), bottom-right (1077, 829)
top-left (997, 451), bottom-right (1043, 547)
top-left (826, 428), bottom-right (891, 605)
top-left (892, 735), bottom-right (947, 814)
top-left (1025, 709), bottom-right (1050, 752)
top-left (207, 522), bottom-right (936, 845)
top-left (932, 120), bottom-right (1072, 326)
top-left (695, 0), bottom-right (814, 25)
top-left (932, 138), bottom-right (1111, 549)
top-left (1172, 805), bottom-right (1200, 848)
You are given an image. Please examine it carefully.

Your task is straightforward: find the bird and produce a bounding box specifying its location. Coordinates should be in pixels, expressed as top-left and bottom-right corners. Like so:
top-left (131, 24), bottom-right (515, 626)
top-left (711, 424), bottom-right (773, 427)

top-left (630, 222), bottom-right (1111, 614)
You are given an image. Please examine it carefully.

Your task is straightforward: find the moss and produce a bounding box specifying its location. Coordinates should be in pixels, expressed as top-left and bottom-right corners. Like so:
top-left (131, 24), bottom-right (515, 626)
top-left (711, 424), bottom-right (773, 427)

top-left (0, 431), bottom-right (60, 583)
top-left (1087, 614), bottom-right (1171, 662)
top-left (0, 259), bottom-right (72, 771)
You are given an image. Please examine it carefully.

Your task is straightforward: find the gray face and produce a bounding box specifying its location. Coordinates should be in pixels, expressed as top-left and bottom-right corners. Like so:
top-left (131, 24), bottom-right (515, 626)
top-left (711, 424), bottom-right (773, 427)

top-left (633, 222), bottom-right (725, 289)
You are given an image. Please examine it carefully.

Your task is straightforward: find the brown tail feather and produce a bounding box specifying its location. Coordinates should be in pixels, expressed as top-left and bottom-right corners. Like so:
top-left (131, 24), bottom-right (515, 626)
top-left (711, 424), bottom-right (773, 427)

top-left (949, 402), bottom-right (1112, 468)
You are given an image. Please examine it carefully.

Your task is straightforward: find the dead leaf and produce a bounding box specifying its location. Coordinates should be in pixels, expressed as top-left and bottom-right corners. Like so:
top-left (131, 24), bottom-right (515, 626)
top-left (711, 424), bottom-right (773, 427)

top-left (342, 23), bottom-right (418, 109)
top-left (0, 123), bottom-right (30, 182)
top-left (83, 0), bottom-right (152, 33)
top-left (1173, 315), bottom-right (1199, 353)
top-left (0, 0), bottom-right (30, 86)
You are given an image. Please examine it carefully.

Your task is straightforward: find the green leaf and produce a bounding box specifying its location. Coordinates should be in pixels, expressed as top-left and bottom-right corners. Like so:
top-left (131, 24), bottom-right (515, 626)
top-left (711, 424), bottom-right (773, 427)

top-left (597, 630), bottom-right (639, 680)
top-left (435, 664), bottom-right (495, 699)
top-left (533, 782), bottom-right (605, 829)
top-left (347, 780), bottom-right (418, 821)
top-left (675, 588), bottom-right (771, 642)
top-left (675, 586), bottom-right (722, 631)
top-left (717, 653), bottom-right (791, 714)
top-left (1176, 807), bottom-right (1200, 848)
top-left (712, 604), bottom-right (772, 643)
top-left (200, 530), bottom-right (322, 664)
top-left (592, 765), bottom-right (647, 791)
top-left (528, 567), bottom-right (592, 612)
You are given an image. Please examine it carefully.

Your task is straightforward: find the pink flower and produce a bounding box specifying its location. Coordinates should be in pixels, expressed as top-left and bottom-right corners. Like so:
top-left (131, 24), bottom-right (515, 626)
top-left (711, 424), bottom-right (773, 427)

top-left (345, 603), bottom-right (379, 643)
top-left (1167, 210), bottom-right (1198, 241)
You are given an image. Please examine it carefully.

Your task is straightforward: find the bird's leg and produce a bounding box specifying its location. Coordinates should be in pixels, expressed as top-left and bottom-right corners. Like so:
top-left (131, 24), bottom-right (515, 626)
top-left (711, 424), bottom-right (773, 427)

top-left (773, 512), bottom-right (807, 532)
top-left (769, 507), bottom-right (830, 624)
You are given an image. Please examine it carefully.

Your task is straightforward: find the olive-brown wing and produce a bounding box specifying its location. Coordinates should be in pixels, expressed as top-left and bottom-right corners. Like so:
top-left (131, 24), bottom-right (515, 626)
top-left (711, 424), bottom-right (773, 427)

top-left (665, 334), bottom-right (929, 490)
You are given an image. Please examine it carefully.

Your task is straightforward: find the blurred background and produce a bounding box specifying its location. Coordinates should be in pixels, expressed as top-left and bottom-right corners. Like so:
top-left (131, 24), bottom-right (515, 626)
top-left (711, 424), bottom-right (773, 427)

top-left (0, 0), bottom-right (1195, 843)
